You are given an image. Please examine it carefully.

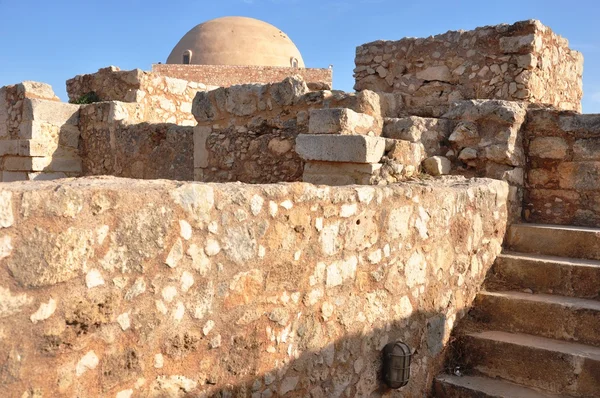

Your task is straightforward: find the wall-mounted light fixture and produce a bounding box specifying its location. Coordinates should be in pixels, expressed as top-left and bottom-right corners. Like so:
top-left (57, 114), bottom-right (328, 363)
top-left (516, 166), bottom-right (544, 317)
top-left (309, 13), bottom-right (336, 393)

top-left (382, 341), bottom-right (411, 389)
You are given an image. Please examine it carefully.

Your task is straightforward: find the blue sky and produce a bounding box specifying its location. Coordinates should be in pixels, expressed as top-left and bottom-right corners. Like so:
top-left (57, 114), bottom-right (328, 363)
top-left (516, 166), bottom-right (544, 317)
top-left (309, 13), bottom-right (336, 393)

top-left (1, 0), bottom-right (599, 112)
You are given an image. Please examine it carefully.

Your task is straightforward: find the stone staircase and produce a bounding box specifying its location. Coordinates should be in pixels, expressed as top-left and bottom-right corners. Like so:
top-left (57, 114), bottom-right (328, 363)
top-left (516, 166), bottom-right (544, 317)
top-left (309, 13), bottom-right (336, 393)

top-left (434, 223), bottom-right (600, 398)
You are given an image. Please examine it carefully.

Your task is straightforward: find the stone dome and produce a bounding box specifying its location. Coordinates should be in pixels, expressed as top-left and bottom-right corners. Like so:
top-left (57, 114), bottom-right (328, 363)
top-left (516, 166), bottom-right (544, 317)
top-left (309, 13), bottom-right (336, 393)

top-left (166, 16), bottom-right (305, 68)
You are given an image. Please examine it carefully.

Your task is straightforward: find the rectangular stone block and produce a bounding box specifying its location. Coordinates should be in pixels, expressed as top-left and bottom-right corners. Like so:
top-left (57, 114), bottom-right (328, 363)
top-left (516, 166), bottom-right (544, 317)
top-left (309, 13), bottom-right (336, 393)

top-left (21, 98), bottom-right (80, 126)
top-left (296, 134), bottom-right (386, 164)
top-left (308, 108), bottom-right (379, 136)
top-left (0, 139), bottom-right (78, 158)
top-left (303, 162), bottom-right (381, 185)
top-left (193, 125), bottom-right (211, 168)
top-left (4, 156), bottom-right (82, 173)
top-left (1, 171), bottom-right (27, 182)
top-left (558, 162), bottom-right (600, 191)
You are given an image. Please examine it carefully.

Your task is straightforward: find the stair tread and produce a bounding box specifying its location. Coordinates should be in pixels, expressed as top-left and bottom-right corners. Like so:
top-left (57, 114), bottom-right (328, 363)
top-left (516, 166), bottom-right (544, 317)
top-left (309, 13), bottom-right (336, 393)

top-left (436, 374), bottom-right (568, 398)
top-left (500, 252), bottom-right (600, 268)
top-left (511, 223), bottom-right (600, 233)
top-left (479, 290), bottom-right (600, 311)
top-left (466, 331), bottom-right (600, 360)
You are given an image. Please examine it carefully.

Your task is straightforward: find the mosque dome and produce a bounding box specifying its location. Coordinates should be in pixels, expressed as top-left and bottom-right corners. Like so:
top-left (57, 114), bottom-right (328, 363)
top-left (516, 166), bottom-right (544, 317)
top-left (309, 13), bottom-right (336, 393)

top-left (166, 16), bottom-right (305, 68)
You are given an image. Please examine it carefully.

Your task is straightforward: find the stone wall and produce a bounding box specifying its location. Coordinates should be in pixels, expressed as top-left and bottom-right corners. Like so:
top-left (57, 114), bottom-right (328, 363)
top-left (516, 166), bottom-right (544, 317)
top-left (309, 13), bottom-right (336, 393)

top-left (355, 20), bottom-right (583, 117)
top-left (0, 176), bottom-right (508, 397)
top-left (152, 64), bottom-right (333, 91)
top-left (523, 109), bottom-right (600, 226)
top-left (67, 67), bottom-right (209, 126)
top-left (0, 82), bottom-right (82, 182)
top-left (78, 101), bottom-right (193, 181)
top-left (192, 76), bottom-right (382, 183)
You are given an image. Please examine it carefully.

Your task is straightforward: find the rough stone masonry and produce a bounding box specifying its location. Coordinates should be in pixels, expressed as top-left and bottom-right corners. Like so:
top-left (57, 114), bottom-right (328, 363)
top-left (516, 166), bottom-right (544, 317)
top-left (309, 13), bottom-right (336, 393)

top-left (0, 176), bottom-right (507, 397)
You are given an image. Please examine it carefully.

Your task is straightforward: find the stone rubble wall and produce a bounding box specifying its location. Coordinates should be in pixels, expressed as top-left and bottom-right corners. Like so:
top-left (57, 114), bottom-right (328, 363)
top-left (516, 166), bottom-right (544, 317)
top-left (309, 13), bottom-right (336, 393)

top-left (355, 20), bottom-right (583, 117)
top-left (152, 64), bottom-right (333, 91)
top-left (523, 109), bottom-right (600, 226)
top-left (0, 176), bottom-right (508, 397)
top-left (78, 101), bottom-right (193, 181)
top-left (0, 82), bottom-right (82, 182)
top-left (67, 66), bottom-right (209, 126)
top-left (192, 76), bottom-right (383, 183)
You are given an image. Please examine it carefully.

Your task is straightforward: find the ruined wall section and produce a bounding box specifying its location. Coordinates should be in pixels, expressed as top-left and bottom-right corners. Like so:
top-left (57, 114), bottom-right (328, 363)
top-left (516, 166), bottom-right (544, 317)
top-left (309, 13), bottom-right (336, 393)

top-left (523, 109), bottom-right (600, 226)
top-left (0, 82), bottom-right (82, 182)
top-left (67, 67), bottom-right (209, 126)
top-left (78, 101), bottom-right (193, 181)
top-left (152, 64), bottom-right (333, 90)
top-left (0, 176), bottom-right (508, 397)
top-left (355, 20), bottom-right (583, 117)
top-left (192, 76), bottom-right (382, 183)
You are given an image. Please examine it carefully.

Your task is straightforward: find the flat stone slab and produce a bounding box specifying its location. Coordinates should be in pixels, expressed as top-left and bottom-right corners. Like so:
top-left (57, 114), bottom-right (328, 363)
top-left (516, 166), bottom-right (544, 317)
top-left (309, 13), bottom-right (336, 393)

top-left (303, 161), bottom-right (381, 185)
top-left (296, 134), bottom-right (386, 163)
top-left (308, 108), bottom-right (379, 136)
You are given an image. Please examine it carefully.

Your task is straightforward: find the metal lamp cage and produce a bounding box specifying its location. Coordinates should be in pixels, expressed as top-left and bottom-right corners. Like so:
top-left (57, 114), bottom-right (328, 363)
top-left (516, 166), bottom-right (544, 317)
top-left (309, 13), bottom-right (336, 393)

top-left (383, 341), bottom-right (412, 389)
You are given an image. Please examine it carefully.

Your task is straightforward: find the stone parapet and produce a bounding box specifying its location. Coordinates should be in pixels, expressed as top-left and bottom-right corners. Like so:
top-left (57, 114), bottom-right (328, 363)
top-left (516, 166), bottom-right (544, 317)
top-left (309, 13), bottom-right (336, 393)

top-left (191, 76), bottom-right (383, 183)
top-left (355, 20), bottom-right (583, 117)
top-left (0, 176), bottom-right (508, 397)
top-left (0, 83), bottom-right (82, 182)
top-left (67, 66), bottom-right (208, 126)
top-left (78, 101), bottom-right (193, 180)
top-left (523, 109), bottom-right (600, 226)
top-left (152, 63), bottom-right (332, 90)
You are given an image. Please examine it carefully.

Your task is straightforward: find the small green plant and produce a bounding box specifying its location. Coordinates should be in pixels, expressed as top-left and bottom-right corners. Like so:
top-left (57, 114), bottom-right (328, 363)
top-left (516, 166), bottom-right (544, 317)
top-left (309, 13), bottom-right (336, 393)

top-left (69, 91), bottom-right (101, 104)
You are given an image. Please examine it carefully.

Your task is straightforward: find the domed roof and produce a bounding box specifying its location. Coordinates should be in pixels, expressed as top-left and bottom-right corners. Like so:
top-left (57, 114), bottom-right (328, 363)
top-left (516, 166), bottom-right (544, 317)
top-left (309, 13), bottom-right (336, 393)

top-left (166, 16), bottom-right (305, 68)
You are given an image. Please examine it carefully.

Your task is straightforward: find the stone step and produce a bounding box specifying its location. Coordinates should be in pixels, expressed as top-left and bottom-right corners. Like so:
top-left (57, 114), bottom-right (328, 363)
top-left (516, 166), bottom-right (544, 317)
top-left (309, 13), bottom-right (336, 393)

top-left (461, 331), bottom-right (600, 397)
top-left (433, 374), bottom-right (567, 398)
top-left (490, 252), bottom-right (600, 300)
top-left (506, 223), bottom-right (600, 261)
top-left (308, 108), bottom-right (380, 136)
top-left (471, 291), bottom-right (600, 346)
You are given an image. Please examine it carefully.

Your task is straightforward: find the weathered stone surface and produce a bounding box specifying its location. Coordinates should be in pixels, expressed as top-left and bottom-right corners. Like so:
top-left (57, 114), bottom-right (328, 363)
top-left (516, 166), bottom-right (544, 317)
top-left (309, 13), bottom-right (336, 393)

top-left (0, 176), bottom-right (508, 397)
top-left (308, 108), bottom-right (379, 136)
top-left (529, 137), bottom-right (568, 159)
top-left (423, 156), bottom-right (451, 176)
top-left (296, 134), bottom-right (386, 163)
top-left (383, 116), bottom-right (450, 156)
top-left (355, 20), bottom-right (583, 115)
top-left (303, 161), bottom-right (381, 185)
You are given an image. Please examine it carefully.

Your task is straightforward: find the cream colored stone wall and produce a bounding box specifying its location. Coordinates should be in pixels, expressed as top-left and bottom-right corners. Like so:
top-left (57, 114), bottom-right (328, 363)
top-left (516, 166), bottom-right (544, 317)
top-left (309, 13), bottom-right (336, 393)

top-left (192, 76), bottom-right (383, 183)
top-left (67, 67), bottom-right (210, 126)
top-left (524, 109), bottom-right (600, 226)
top-left (78, 101), bottom-right (193, 180)
top-left (0, 176), bottom-right (508, 397)
top-left (0, 82), bottom-right (82, 182)
top-left (355, 20), bottom-right (583, 117)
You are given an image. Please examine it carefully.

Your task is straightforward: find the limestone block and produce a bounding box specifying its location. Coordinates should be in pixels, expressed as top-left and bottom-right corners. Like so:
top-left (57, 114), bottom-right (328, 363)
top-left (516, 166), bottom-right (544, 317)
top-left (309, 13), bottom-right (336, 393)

top-left (295, 134), bottom-right (386, 163)
top-left (499, 34), bottom-right (535, 54)
top-left (304, 161), bottom-right (381, 175)
top-left (416, 66), bottom-right (452, 82)
top-left (21, 99), bottom-right (80, 126)
top-left (270, 75), bottom-right (309, 106)
top-left (448, 121), bottom-right (479, 147)
top-left (17, 81), bottom-right (59, 101)
top-left (194, 126), bottom-right (211, 168)
top-left (4, 156), bottom-right (82, 173)
top-left (387, 140), bottom-right (425, 168)
top-left (423, 156), bottom-right (451, 176)
top-left (573, 138), bottom-right (600, 161)
top-left (558, 162), bottom-right (600, 191)
top-left (308, 108), bottom-right (379, 136)
top-left (383, 116), bottom-right (450, 155)
top-left (1, 171), bottom-right (27, 182)
top-left (529, 137), bottom-right (568, 159)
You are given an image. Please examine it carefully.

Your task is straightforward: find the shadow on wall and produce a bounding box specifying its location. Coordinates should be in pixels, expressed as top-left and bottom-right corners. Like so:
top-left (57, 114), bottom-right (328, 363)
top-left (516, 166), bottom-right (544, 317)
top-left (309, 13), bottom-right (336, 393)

top-left (160, 310), bottom-right (448, 397)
